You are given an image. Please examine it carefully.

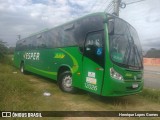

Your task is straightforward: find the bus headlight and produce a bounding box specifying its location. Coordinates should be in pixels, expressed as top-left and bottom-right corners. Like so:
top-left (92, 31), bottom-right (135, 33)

top-left (110, 68), bottom-right (124, 81)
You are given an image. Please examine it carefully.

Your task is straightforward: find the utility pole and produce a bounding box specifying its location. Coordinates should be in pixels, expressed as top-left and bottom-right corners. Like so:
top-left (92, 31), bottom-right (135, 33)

top-left (111, 0), bottom-right (145, 16)
top-left (113, 0), bottom-right (121, 16)
top-left (17, 35), bottom-right (21, 40)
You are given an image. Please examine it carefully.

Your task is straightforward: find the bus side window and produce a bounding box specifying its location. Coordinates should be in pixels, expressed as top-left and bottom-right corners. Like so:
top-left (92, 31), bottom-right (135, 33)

top-left (85, 32), bottom-right (103, 55)
top-left (37, 33), bottom-right (47, 48)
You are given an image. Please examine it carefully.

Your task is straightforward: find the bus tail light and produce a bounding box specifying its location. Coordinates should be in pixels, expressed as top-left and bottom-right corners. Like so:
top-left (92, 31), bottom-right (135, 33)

top-left (110, 68), bottom-right (124, 81)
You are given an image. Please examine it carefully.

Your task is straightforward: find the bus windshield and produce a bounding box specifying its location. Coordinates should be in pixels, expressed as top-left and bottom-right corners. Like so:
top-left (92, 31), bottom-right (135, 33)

top-left (108, 17), bottom-right (143, 70)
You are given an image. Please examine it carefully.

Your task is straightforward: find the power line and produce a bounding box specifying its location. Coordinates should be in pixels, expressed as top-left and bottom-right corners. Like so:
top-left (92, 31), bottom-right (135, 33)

top-left (105, 1), bottom-right (114, 12)
top-left (17, 35), bottom-right (21, 40)
top-left (105, 1), bottom-right (112, 10)
top-left (125, 0), bottom-right (146, 5)
top-left (100, 0), bottom-right (110, 11)
top-left (105, 0), bottom-right (147, 16)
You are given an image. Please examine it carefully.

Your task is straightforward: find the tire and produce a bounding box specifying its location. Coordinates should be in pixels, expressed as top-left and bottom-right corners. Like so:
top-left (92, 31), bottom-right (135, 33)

top-left (20, 62), bottom-right (25, 74)
top-left (58, 71), bottom-right (76, 93)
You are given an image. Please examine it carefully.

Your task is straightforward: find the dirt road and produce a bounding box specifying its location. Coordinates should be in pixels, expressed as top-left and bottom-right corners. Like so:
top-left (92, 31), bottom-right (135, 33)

top-left (144, 66), bottom-right (160, 89)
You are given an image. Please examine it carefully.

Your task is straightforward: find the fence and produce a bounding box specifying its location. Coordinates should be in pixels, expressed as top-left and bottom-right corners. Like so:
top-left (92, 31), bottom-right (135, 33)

top-left (143, 58), bottom-right (160, 66)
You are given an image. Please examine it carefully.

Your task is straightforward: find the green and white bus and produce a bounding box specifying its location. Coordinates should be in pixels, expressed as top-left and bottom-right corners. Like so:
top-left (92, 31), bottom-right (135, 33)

top-left (14, 12), bottom-right (143, 96)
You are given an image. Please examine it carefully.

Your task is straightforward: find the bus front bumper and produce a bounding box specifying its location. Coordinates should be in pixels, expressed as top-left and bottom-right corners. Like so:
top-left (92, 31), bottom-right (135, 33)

top-left (101, 78), bottom-right (144, 97)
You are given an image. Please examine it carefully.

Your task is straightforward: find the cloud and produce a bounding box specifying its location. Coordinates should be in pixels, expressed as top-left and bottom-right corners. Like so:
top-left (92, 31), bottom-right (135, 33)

top-left (146, 9), bottom-right (160, 23)
top-left (120, 0), bottom-right (160, 50)
top-left (0, 0), bottom-right (83, 46)
top-left (142, 37), bottom-right (160, 51)
top-left (0, 0), bottom-right (98, 46)
top-left (0, 0), bottom-right (160, 50)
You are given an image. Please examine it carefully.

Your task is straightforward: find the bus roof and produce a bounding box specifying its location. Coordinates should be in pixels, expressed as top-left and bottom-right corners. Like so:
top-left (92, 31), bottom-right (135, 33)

top-left (17, 12), bottom-right (106, 42)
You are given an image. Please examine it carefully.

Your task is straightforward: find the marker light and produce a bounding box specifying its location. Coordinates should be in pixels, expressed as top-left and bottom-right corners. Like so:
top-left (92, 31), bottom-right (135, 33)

top-left (110, 68), bottom-right (124, 81)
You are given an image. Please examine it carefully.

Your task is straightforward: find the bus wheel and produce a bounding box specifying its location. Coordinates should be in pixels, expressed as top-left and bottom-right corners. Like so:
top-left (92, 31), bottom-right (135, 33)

top-left (20, 62), bottom-right (25, 74)
top-left (58, 71), bottom-right (76, 93)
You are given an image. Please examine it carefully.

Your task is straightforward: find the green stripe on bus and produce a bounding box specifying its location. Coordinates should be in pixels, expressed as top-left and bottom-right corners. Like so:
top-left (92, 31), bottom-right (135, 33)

top-left (27, 65), bottom-right (57, 76)
top-left (59, 48), bottom-right (78, 73)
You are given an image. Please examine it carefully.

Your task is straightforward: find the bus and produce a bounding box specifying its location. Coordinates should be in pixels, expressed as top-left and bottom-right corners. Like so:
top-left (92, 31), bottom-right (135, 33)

top-left (14, 12), bottom-right (144, 96)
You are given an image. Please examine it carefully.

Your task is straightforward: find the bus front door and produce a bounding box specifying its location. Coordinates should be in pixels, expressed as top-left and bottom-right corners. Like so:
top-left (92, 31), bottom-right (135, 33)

top-left (82, 31), bottom-right (104, 94)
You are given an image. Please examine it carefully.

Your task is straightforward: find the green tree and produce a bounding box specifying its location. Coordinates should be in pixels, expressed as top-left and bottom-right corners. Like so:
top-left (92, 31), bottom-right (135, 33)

top-left (145, 48), bottom-right (160, 58)
top-left (8, 47), bottom-right (15, 54)
top-left (0, 39), bottom-right (8, 59)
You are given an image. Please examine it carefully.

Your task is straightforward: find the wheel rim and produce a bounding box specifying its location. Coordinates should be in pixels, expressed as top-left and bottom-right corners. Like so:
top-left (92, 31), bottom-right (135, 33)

top-left (62, 75), bottom-right (72, 89)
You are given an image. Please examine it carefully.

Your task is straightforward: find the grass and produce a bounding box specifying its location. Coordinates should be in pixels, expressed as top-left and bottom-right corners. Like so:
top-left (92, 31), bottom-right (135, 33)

top-left (0, 64), bottom-right (39, 111)
top-left (0, 57), bottom-right (160, 120)
top-left (0, 54), bottom-right (13, 66)
top-left (140, 88), bottom-right (160, 103)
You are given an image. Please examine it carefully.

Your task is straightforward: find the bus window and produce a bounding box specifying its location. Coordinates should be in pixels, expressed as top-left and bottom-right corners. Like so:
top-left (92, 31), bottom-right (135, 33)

top-left (84, 31), bottom-right (104, 67)
top-left (37, 33), bottom-right (47, 48)
top-left (108, 19), bottom-right (114, 35)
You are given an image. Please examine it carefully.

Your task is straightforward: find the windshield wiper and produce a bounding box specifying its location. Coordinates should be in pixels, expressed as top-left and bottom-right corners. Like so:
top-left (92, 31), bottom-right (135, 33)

top-left (134, 45), bottom-right (143, 67)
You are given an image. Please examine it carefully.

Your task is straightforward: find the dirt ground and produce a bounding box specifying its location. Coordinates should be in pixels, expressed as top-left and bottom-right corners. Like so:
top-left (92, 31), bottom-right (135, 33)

top-left (144, 65), bottom-right (160, 89)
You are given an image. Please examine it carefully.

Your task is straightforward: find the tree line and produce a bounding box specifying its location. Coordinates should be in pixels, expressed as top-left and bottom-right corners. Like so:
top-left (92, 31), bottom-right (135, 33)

top-left (145, 48), bottom-right (160, 58)
top-left (0, 39), bottom-right (15, 60)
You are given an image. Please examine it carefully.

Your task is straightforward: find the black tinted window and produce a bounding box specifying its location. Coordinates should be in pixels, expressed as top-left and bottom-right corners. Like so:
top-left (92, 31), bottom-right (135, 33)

top-left (74, 15), bottom-right (104, 48)
top-left (16, 14), bottom-right (104, 51)
top-left (61, 24), bottom-right (77, 47)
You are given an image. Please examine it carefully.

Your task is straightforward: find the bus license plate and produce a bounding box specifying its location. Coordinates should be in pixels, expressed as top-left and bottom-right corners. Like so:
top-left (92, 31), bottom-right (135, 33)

top-left (132, 83), bottom-right (138, 88)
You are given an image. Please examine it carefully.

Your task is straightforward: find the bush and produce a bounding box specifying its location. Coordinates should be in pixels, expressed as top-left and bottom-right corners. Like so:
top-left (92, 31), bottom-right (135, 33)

top-left (0, 40), bottom-right (8, 60)
top-left (0, 55), bottom-right (14, 66)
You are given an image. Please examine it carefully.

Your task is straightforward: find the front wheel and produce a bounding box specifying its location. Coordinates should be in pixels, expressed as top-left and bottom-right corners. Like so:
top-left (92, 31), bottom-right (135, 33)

top-left (58, 71), bottom-right (76, 93)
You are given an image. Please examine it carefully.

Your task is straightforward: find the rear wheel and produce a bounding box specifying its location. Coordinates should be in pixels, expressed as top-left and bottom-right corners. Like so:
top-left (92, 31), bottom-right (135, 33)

top-left (58, 71), bottom-right (76, 93)
top-left (20, 62), bottom-right (25, 74)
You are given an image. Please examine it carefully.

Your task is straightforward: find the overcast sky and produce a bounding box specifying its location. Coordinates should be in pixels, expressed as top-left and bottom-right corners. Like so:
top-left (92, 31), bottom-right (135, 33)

top-left (0, 0), bottom-right (160, 51)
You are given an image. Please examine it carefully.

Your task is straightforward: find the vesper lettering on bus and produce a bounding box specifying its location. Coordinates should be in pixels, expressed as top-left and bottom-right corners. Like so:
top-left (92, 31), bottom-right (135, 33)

top-left (24, 52), bottom-right (40, 60)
